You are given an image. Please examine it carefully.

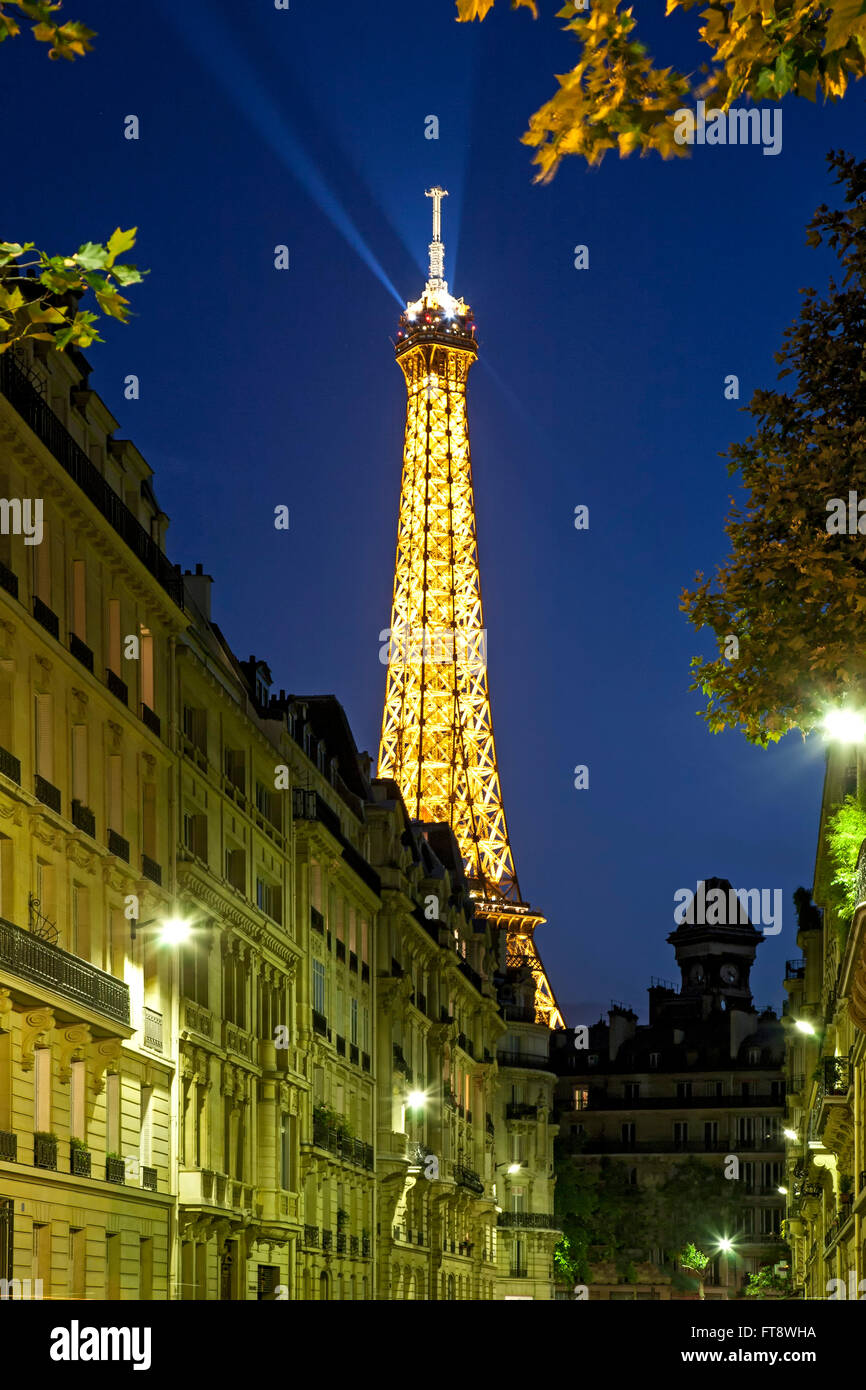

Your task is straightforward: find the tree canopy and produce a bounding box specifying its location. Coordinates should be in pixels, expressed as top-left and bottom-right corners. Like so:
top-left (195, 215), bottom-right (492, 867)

top-left (0, 2), bottom-right (145, 355)
top-left (456, 1), bottom-right (866, 175)
top-left (681, 151), bottom-right (866, 746)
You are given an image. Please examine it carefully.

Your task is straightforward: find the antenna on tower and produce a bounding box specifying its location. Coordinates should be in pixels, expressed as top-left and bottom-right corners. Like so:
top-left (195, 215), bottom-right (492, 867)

top-left (425, 186), bottom-right (448, 288)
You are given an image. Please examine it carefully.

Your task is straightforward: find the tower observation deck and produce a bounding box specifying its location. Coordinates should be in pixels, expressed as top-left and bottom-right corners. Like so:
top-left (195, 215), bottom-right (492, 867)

top-left (377, 188), bottom-right (564, 1030)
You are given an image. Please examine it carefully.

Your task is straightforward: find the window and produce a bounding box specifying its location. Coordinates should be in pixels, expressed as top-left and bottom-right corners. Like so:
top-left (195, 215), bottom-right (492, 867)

top-left (71, 1059), bottom-right (86, 1140)
top-left (71, 561), bottom-right (87, 640)
top-left (748, 1048), bottom-right (760, 1065)
top-left (69, 1228), bottom-right (86, 1299)
top-left (183, 811), bottom-right (207, 862)
top-left (106, 1072), bottom-right (120, 1155)
top-left (573, 1087), bottom-right (589, 1111)
top-left (511, 1187), bottom-right (526, 1213)
top-left (107, 754), bottom-right (122, 834)
top-left (624, 1082), bottom-right (640, 1101)
top-left (224, 748), bottom-right (245, 790)
top-left (34, 1047), bottom-right (51, 1131)
top-left (142, 781), bottom-right (157, 860)
top-left (312, 960), bottom-right (326, 1015)
top-left (587, 1054), bottom-right (598, 1067)
top-left (181, 937), bottom-right (209, 1006)
top-left (621, 1122), bottom-right (636, 1148)
top-left (225, 845), bottom-right (246, 893)
top-left (673, 1121), bottom-right (689, 1150)
top-left (34, 692), bottom-right (53, 781)
top-left (105, 1232), bottom-right (121, 1299)
top-left (280, 1114), bottom-right (294, 1191)
top-left (71, 724), bottom-right (88, 804)
top-left (140, 1084), bottom-right (153, 1166)
top-left (676, 1081), bottom-right (692, 1100)
top-left (33, 1223), bottom-right (50, 1296)
top-left (107, 599), bottom-right (121, 675)
top-left (71, 884), bottom-right (89, 959)
top-left (182, 703), bottom-right (206, 754)
top-left (139, 1238), bottom-right (153, 1301)
top-left (140, 628), bottom-right (154, 711)
top-left (350, 998), bottom-right (358, 1046)
top-left (256, 875), bottom-right (282, 924)
top-left (649, 1053), bottom-right (660, 1069)
top-left (704, 1120), bottom-right (719, 1148)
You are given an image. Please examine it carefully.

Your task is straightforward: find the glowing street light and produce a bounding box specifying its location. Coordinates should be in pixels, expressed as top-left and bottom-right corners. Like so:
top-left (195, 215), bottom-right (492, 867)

top-left (821, 707), bottom-right (866, 744)
top-left (131, 911), bottom-right (192, 944)
top-left (717, 1238), bottom-right (734, 1253)
top-left (783, 1128), bottom-right (798, 1141)
top-left (407, 1090), bottom-right (426, 1110)
top-left (777, 1186), bottom-right (788, 1196)
top-left (794, 1019), bottom-right (815, 1035)
top-left (507, 1163), bottom-right (521, 1175)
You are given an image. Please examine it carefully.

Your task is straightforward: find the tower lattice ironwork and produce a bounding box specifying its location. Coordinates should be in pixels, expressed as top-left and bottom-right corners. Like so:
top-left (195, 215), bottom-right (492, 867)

top-left (377, 188), bottom-right (564, 1029)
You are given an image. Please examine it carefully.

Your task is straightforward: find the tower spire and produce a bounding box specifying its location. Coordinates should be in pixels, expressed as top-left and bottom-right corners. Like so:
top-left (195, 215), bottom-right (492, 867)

top-left (425, 185), bottom-right (447, 289)
top-left (379, 191), bottom-right (565, 1031)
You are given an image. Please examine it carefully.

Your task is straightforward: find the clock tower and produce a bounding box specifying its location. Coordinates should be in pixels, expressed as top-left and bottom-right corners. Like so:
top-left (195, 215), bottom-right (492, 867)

top-left (667, 877), bottom-right (762, 1010)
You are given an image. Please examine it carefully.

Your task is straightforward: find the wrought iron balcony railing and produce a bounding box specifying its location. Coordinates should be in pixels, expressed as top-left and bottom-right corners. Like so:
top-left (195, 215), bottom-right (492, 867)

top-left (0, 914), bottom-right (129, 1023)
top-left (70, 1144), bottom-right (91, 1177)
top-left (496, 1050), bottom-right (553, 1072)
top-left (34, 1134), bottom-right (57, 1170)
top-left (0, 744), bottom-right (20, 785)
top-left (454, 1163), bottom-right (484, 1195)
top-left (71, 800), bottom-right (96, 837)
top-left (497, 1212), bottom-right (559, 1229)
top-left (0, 558), bottom-right (18, 599)
top-left (34, 774), bottom-right (61, 813)
top-left (106, 668), bottom-right (128, 705)
top-left (143, 1006), bottom-right (163, 1053)
top-left (0, 1130), bottom-right (17, 1162)
top-left (105, 1156), bottom-right (125, 1184)
top-left (69, 631), bottom-right (93, 672)
top-left (140, 702), bottom-right (160, 737)
top-left (32, 595), bottom-right (59, 639)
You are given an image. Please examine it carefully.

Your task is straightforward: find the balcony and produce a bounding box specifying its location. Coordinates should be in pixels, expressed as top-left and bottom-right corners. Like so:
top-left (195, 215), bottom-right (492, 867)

top-left (497, 1212), bottom-right (559, 1230)
top-left (142, 1006), bottom-right (163, 1053)
top-left (0, 914), bottom-right (130, 1024)
top-left (336, 1034), bottom-right (346, 1056)
top-left (107, 828), bottom-right (130, 862)
top-left (71, 800), bottom-right (96, 837)
top-left (312, 1009), bottom-right (328, 1038)
top-left (310, 1120), bottom-right (374, 1171)
top-left (507, 1103), bottom-right (538, 1120)
top-left (69, 631), bottom-right (93, 672)
top-left (349, 951), bottom-right (358, 974)
top-left (508, 1267), bottom-right (528, 1279)
top-left (105, 668), bottom-right (128, 706)
top-left (0, 1130), bottom-right (17, 1162)
top-left (140, 702), bottom-right (160, 737)
top-left (142, 1166), bottom-right (157, 1192)
top-left (496, 1050), bottom-right (553, 1072)
top-left (336, 939), bottom-right (346, 962)
top-left (34, 774), bottom-right (61, 813)
top-left (0, 558), bottom-right (18, 599)
top-left (454, 1163), bottom-right (484, 1196)
top-left (349, 1043), bottom-right (359, 1066)
top-left (811, 1056), bottom-right (852, 1150)
top-left (34, 1133), bottom-right (57, 1170)
top-left (33, 595), bottom-right (59, 639)
top-left (0, 744), bottom-right (20, 785)
top-left (322, 1229), bottom-right (333, 1252)
top-left (291, 788), bottom-right (380, 895)
top-left (361, 1235), bottom-right (371, 1257)
top-left (0, 353), bottom-right (184, 609)
top-left (304, 1225), bottom-right (319, 1249)
top-left (500, 1004), bottom-right (536, 1024)
top-left (310, 906), bottom-right (324, 936)
top-left (141, 854), bottom-right (162, 886)
top-left (361, 962), bottom-right (370, 984)
top-left (105, 1156), bottom-right (125, 1184)
top-left (362, 1051), bottom-right (371, 1073)
top-left (336, 1232), bottom-right (347, 1254)
top-left (70, 1144), bottom-right (91, 1177)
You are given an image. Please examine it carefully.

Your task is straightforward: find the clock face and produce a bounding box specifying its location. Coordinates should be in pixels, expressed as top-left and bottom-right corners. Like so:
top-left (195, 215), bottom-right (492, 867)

top-left (689, 964), bottom-right (705, 985)
top-left (721, 964), bottom-right (739, 985)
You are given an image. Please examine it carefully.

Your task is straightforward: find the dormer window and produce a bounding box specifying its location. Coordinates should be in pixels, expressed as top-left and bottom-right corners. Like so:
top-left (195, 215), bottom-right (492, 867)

top-left (748, 1047), bottom-right (760, 1065)
top-left (649, 1052), bottom-right (661, 1069)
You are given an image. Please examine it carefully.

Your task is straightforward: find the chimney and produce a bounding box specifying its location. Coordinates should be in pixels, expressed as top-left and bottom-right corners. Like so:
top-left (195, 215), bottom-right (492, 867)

top-left (183, 562), bottom-right (213, 620)
top-left (608, 1004), bottom-right (637, 1062)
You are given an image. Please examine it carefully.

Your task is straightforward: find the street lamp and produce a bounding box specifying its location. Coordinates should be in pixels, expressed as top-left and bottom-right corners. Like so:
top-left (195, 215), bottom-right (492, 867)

top-left (783, 1128), bottom-right (798, 1141)
top-left (130, 912), bottom-right (192, 945)
top-left (821, 708), bottom-right (866, 743)
top-left (794, 1019), bottom-right (815, 1035)
top-left (407, 1090), bottom-right (426, 1110)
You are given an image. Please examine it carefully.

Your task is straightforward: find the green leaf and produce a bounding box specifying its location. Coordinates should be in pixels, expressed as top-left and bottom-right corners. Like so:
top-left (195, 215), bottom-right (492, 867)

top-left (73, 241), bottom-right (109, 270)
top-left (105, 226), bottom-right (137, 265)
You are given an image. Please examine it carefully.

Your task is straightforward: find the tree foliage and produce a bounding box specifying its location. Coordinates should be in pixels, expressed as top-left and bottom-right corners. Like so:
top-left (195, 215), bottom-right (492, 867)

top-left (455, 1), bottom-right (866, 175)
top-left (820, 794), bottom-right (866, 930)
top-left (0, 2), bottom-right (145, 354)
top-left (0, 230), bottom-right (144, 354)
top-left (681, 150), bottom-right (866, 745)
top-left (0, 0), bottom-right (94, 59)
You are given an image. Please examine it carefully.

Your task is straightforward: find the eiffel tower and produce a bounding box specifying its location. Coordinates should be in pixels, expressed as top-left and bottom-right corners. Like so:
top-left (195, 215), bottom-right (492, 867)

top-left (377, 188), bottom-right (564, 1029)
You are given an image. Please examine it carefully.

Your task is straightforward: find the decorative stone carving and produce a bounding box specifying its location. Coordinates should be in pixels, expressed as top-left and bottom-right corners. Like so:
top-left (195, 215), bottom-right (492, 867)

top-left (89, 1037), bottom-right (123, 1094)
top-left (20, 1007), bottom-right (54, 1071)
top-left (57, 1023), bottom-right (91, 1083)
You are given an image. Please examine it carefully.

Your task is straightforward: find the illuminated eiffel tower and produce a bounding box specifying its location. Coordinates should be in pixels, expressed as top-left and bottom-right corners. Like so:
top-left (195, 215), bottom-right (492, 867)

top-left (377, 188), bottom-right (564, 1029)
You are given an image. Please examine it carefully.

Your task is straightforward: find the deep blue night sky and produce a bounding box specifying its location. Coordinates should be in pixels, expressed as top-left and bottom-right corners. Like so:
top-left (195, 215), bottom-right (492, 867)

top-left (5, 0), bottom-right (859, 1024)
